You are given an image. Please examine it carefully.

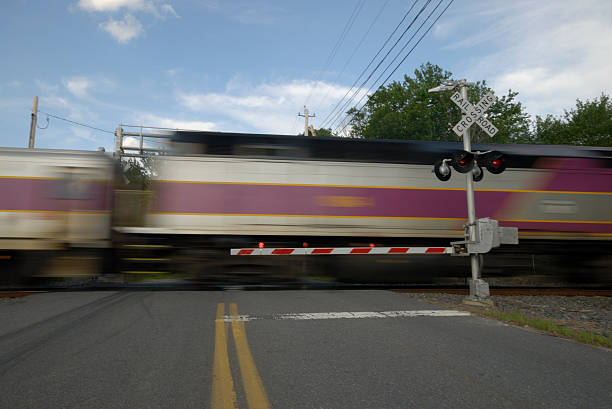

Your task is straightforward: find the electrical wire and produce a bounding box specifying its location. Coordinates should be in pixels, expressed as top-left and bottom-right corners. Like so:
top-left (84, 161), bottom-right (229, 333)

top-left (331, 0), bottom-right (443, 132)
top-left (319, 0), bottom-right (424, 129)
top-left (37, 110), bottom-right (114, 134)
top-left (312, 0), bottom-right (391, 118)
top-left (335, 0), bottom-right (455, 136)
top-left (300, 0), bottom-right (366, 112)
top-left (325, 0), bottom-right (433, 131)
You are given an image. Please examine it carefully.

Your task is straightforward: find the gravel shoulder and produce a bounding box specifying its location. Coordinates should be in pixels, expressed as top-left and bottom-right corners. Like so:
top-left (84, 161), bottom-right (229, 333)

top-left (402, 292), bottom-right (612, 340)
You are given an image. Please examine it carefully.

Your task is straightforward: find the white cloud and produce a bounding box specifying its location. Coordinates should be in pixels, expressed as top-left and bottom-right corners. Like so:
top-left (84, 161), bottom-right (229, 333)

top-left (78, 0), bottom-right (145, 12)
top-left (35, 79), bottom-right (60, 93)
top-left (446, 0), bottom-right (612, 117)
top-left (134, 113), bottom-right (217, 131)
top-left (63, 77), bottom-right (92, 98)
top-left (159, 4), bottom-right (178, 18)
top-left (100, 14), bottom-right (143, 43)
top-left (78, 1), bottom-right (178, 42)
top-left (62, 76), bottom-right (115, 98)
top-left (78, 0), bottom-right (178, 18)
top-left (177, 80), bottom-right (361, 134)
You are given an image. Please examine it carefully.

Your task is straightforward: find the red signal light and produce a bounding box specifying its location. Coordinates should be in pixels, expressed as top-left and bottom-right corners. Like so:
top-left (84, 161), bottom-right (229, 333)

top-left (302, 242), bottom-right (309, 248)
top-left (370, 243), bottom-right (375, 248)
top-left (492, 159), bottom-right (500, 166)
top-left (258, 242), bottom-right (264, 249)
top-left (451, 150), bottom-right (475, 173)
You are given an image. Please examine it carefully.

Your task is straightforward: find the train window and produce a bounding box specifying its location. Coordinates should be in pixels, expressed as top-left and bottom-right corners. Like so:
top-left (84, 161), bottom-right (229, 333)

top-left (539, 200), bottom-right (578, 214)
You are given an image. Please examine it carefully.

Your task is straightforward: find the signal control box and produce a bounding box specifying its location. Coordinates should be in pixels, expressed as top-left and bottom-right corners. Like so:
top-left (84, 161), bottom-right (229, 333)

top-left (451, 218), bottom-right (518, 255)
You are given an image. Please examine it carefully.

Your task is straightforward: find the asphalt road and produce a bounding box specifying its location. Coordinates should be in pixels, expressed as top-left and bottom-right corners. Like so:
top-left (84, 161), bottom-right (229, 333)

top-left (0, 290), bottom-right (610, 409)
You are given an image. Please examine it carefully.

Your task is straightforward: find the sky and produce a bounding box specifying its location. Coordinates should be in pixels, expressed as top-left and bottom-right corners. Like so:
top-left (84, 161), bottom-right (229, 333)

top-left (1, 0), bottom-right (610, 151)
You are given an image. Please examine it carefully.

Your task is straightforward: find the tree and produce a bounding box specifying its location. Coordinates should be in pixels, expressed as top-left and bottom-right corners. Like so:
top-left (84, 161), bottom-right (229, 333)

top-left (314, 127), bottom-right (335, 137)
top-left (533, 94), bottom-right (612, 146)
top-left (122, 157), bottom-right (154, 190)
top-left (296, 127), bottom-right (336, 137)
top-left (347, 62), bottom-right (531, 144)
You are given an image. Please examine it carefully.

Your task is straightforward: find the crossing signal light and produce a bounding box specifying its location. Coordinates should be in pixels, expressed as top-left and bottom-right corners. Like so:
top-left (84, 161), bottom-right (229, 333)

top-left (433, 159), bottom-right (452, 181)
top-left (472, 164), bottom-right (484, 182)
top-left (478, 151), bottom-right (507, 174)
top-left (451, 151), bottom-right (475, 173)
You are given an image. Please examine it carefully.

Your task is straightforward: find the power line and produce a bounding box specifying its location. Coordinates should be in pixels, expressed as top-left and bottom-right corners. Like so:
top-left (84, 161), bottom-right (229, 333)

top-left (320, 0), bottom-right (424, 129)
top-left (37, 110), bottom-right (114, 134)
top-left (335, 0), bottom-right (455, 136)
top-left (336, 0), bottom-right (450, 135)
top-left (301, 0), bottom-right (365, 111)
top-left (331, 0), bottom-right (443, 132)
top-left (312, 0), bottom-right (391, 117)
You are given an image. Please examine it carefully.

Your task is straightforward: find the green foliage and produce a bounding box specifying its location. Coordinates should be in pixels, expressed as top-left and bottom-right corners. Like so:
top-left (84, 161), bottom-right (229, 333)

top-left (348, 62), bottom-right (532, 144)
top-left (314, 127), bottom-right (335, 137)
top-left (533, 94), bottom-right (612, 146)
top-left (345, 62), bottom-right (611, 147)
top-left (122, 157), bottom-right (154, 190)
top-left (297, 127), bottom-right (336, 137)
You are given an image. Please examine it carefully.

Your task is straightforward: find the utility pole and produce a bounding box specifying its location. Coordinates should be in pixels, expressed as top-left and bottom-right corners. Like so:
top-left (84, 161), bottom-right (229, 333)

top-left (114, 127), bottom-right (124, 159)
top-left (28, 96), bottom-right (38, 148)
top-left (298, 106), bottom-right (315, 136)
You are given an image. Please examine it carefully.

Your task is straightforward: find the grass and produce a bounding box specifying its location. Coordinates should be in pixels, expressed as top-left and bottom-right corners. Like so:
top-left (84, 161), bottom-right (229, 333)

top-left (473, 308), bottom-right (612, 349)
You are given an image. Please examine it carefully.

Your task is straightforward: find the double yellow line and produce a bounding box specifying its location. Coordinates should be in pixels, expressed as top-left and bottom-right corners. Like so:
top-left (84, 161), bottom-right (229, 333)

top-left (213, 303), bottom-right (271, 409)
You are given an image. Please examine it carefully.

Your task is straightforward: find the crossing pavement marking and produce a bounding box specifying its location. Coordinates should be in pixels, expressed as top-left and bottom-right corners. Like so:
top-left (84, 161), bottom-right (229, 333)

top-left (212, 303), bottom-right (238, 409)
top-left (230, 303), bottom-right (272, 409)
top-left (221, 310), bottom-right (471, 322)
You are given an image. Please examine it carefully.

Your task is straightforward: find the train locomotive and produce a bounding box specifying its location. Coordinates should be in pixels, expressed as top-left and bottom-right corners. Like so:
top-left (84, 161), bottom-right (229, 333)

top-left (1, 131), bottom-right (611, 285)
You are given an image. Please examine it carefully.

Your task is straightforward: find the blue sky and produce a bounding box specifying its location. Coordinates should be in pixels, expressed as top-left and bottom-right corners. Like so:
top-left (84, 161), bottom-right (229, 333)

top-left (1, 0), bottom-right (610, 151)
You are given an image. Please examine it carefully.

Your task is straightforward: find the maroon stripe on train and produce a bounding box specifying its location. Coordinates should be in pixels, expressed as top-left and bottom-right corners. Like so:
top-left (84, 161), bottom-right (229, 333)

top-left (535, 158), bottom-right (612, 193)
top-left (150, 181), bottom-right (612, 235)
top-left (151, 182), bottom-right (469, 218)
top-left (0, 178), bottom-right (112, 212)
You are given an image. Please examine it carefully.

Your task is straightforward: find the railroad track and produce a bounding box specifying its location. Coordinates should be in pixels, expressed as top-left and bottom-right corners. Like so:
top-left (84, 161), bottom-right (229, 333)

top-left (3, 287), bottom-right (612, 298)
top-left (392, 288), bottom-right (612, 297)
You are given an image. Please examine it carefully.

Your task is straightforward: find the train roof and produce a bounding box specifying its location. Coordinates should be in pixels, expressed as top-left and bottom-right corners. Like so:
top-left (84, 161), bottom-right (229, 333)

top-left (170, 130), bottom-right (612, 168)
top-left (0, 147), bottom-right (112, 159)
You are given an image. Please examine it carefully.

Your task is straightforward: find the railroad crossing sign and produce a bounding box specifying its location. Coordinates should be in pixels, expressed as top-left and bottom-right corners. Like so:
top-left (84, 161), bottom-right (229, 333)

top-left (451, 91), bottom-right (499, 137)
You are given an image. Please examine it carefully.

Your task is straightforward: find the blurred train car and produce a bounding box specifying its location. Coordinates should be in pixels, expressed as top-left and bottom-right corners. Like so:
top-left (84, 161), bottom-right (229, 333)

top-left (117, 131), bottom-right (612, 285)
top-left (0, 148), bottom-right (115, 282)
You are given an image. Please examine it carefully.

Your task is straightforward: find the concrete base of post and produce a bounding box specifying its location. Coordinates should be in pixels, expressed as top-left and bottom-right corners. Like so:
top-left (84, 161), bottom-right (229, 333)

top-left (462, 279), bottom-right (493, 307)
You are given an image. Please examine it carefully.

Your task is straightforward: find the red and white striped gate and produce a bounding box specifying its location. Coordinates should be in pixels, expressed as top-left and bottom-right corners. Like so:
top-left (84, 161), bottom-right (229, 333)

top-left (230, 246), bottom-right (453, 256)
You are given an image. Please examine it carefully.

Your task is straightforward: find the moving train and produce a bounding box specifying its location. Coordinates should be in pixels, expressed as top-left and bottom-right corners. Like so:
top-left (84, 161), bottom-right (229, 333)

top-left (1, 131), bottom-right (611, 285)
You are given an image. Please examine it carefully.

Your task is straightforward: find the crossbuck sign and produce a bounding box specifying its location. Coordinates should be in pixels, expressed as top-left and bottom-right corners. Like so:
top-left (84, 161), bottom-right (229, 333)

top-left (451, 91), bottom-right (499, 138)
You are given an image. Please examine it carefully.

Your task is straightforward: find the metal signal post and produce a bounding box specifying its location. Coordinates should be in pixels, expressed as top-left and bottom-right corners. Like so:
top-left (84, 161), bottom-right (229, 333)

top-left (457, 81), bottom-right (482, 290)
top-left (429, 79), bottom-right (516, 302)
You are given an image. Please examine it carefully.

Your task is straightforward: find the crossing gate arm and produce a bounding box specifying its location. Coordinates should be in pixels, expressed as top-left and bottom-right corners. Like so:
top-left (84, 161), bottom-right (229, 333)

top-left (230, 247), bottom-right (453, 256)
